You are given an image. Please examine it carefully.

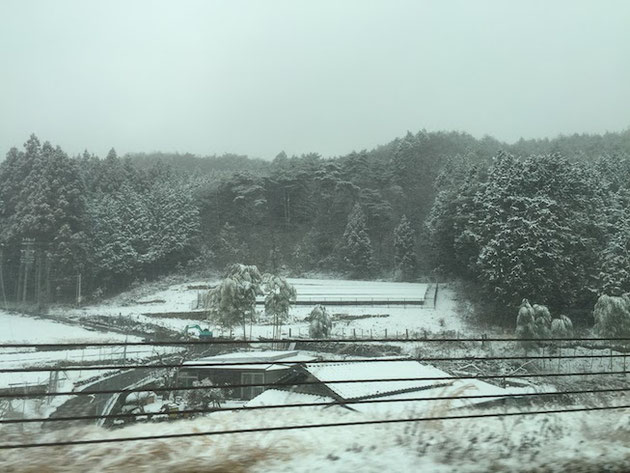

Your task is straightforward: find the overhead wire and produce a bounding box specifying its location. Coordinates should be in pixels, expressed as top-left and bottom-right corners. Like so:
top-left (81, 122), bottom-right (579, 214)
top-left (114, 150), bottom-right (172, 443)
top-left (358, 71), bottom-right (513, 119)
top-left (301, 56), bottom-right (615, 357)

top-left (2, 335), bottom-right (630, 349)
top-left (2, 369), bottom-right (628, 400)
top-left (1, 352), bottom-right (628, 373)
top-left (2, 404), bottom-right (630, 449)
top-left (1, 386), bottom-right (628, 425)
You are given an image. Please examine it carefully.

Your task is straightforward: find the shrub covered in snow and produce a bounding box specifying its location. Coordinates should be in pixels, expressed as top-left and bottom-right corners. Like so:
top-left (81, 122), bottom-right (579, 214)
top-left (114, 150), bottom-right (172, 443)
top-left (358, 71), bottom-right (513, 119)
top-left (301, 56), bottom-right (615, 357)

top-left (308, 305), bottom-right (332, 338)
top-left (516, 298), bottom-right (572, 344)
top-left (182, 378), bottom-right (225, 410)
top-left (262, 273), bottom-right (297, 339)
top-left (593, 293), bottom-right (630, 337)
top-left (550, 314), bottom-right (573, 337)
top-left (515, 299), bottom-right (536, 341)
top-left (204, 264), bottom-right (263, 338)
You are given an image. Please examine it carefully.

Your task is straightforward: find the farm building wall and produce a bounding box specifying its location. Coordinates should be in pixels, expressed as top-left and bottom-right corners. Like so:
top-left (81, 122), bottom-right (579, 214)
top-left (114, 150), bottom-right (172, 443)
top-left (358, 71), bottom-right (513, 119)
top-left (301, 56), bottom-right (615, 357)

top-left (178, 367), bottom-right (289, 400)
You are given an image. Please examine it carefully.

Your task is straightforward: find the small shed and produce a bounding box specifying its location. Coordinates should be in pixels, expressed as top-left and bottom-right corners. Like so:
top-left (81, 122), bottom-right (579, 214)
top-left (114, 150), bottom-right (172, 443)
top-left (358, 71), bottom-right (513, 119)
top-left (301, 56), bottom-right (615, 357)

top-left (179, 350), bottom-right (316, 400)
top-left (254, 359), bottom-right (537, 414)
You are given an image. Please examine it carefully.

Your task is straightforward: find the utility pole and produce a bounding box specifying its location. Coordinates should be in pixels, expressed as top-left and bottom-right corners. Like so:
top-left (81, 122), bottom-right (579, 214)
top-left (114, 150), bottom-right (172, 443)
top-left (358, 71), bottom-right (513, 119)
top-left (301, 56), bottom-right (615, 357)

top-left (0, 247), bottom-right (7, 309)
top-left (76, 273), bottom-right (82, 306)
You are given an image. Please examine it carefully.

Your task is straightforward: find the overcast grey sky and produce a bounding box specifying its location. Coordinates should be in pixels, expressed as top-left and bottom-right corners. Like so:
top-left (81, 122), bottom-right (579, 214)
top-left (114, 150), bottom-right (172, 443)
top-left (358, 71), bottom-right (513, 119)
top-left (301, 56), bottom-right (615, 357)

top-left (1, 0), bottom-right (629, 159)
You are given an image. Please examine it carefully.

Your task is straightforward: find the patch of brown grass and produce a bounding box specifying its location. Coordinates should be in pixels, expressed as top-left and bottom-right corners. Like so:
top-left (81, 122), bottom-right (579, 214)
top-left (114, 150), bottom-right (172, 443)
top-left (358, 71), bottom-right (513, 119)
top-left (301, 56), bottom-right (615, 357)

top-left (168, 446), bottom-right (284, 473)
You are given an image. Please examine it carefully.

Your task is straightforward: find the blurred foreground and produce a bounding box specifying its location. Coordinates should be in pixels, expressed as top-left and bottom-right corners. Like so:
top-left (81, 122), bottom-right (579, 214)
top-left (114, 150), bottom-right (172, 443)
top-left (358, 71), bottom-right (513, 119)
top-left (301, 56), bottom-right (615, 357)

top-left (2, 403), bottom-right (630, 472)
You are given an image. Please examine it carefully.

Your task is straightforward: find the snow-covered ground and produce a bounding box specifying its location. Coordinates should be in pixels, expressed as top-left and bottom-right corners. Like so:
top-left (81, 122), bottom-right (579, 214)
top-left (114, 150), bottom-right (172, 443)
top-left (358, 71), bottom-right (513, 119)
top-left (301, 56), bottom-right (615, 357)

top-left (0, 311), bottom-right (146, 389)
top-left (55, 278), bottom-right (471, 339)
top-left (0, 344), bottom-right (181, 389)
top-left (2, 401), bottom-right (630, 472)
top-left (0, 310), bottom-right (182, 421)
top-left (0, 311), bottom-right (141, 344)
top-left (285, 278), bottom-right (429, 301)
top-left (1, 277), bottom-right (627, 471)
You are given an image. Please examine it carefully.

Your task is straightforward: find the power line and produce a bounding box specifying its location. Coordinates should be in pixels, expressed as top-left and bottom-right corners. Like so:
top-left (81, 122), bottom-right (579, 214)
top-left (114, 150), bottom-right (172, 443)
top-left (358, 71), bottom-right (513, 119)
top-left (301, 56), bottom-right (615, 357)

top-left (1, 386), bottom-right (627, 425)
top-left (2, 369), bottom-right (628, 400)
top-left (2, 404), bottom-right (629, 449)
top-left (2, 336), bottom-right (630, 349)
top-left (2, 352), bottom-right (629, 373)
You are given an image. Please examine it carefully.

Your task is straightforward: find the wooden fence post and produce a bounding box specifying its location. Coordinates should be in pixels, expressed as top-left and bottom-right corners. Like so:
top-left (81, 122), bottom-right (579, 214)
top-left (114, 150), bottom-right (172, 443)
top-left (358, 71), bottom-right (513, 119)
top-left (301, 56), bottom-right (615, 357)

top-left (434, 282), bottom-right (438, 308)
top-left (610, 348), bottom-right (613, 371)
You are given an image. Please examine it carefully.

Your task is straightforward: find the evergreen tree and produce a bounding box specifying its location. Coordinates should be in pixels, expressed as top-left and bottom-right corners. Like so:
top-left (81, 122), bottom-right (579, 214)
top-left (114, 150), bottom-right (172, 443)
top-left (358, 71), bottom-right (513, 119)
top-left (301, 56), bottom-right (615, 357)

top-left (88, 192), bottom-right (142, 290)
top-left (0, 136), bottom-right (88, 301)
top-left (342, 204), bottom-right (374, 278)
top-left (598, 185), bottom-right (630, 295)
top-left (144, 181), bottom-right (200, 275)
top-left (213, 222), bottom-right (246, 268)
top-left (393, 215), bottom-right (416, 281)
top-left (471, 154), bottom-right (606, 311)
top-left (425, 155), bottom-right (484, 276)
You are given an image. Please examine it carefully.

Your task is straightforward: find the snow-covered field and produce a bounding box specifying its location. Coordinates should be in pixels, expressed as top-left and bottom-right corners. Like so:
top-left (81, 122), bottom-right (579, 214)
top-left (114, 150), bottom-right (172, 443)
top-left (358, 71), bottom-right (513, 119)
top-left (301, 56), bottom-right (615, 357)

top-left (55, 278), bottom-right (471, 339)
top-left (0, 310), bottom-right (181, 421)
top-left (0, 311), bottom-right (141, 344)
top-left (285, 278), bottom-right (429, 301)
top-left (0, 310), bottom-right (145, 388)
top-left (0, 277), bottom-right (475, 427)
top-left (2, 402), bottom-right (630, 472)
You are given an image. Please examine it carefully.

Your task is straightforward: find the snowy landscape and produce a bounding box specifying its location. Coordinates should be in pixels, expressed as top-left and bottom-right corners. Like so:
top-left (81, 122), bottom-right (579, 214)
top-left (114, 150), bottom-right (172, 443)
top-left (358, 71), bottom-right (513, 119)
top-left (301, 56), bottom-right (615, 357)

top-left (2, 0), bottom-right (630, 471)
top-left (2, 274), bottom-right (629, 472)
top-left (51, 278), bottom-right (463, 337)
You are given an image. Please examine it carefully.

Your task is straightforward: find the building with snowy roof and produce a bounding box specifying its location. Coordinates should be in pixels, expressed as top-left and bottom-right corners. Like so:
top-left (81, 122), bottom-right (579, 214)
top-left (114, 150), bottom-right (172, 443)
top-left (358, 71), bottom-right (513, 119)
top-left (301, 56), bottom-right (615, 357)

top-left (179, 350), bottom-right (316, 400)
top-left (246, 359), bottom-right (537, 414)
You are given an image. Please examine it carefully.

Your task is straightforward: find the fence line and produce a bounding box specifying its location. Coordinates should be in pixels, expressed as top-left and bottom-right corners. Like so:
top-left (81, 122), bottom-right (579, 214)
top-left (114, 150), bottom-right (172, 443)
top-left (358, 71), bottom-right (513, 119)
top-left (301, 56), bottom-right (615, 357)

top-left (4, 335), bottom-right (630, 349)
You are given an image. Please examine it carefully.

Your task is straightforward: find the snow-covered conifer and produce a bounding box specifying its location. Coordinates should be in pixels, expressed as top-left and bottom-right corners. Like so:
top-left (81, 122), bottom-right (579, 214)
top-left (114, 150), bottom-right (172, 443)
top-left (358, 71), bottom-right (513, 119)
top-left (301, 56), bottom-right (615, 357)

top-left (393, 215), bottom-right (416, 281)
top-left (342, 204), bottom-right (374, 278)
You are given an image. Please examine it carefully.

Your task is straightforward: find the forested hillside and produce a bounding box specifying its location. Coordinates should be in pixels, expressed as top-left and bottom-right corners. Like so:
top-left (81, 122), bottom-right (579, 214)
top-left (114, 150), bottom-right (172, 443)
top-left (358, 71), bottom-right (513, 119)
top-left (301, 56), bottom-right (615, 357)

top-left (1, 129), bottom-right (629, 311)
top-left (427, 151), bottom-right (630, 319)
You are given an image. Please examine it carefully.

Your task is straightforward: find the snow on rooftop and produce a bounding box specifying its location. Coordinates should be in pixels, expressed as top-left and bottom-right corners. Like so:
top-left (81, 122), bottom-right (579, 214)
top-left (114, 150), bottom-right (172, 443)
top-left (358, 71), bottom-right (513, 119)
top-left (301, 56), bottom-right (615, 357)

top-left (348, 378), bottom-right (539, 415)
top-left (182, 350), bottom-right (317, 370)
top-left (245, 389), bottom-right (336, 408)
top-left (304, 360), bottom-right (452, 400)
